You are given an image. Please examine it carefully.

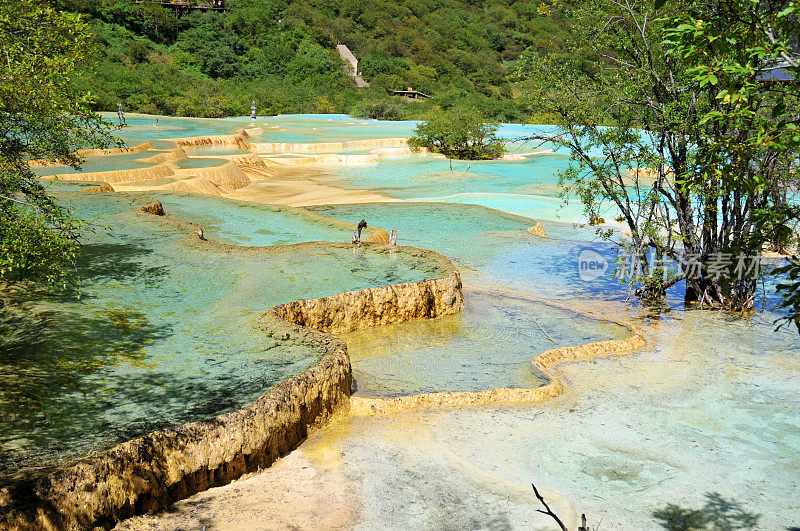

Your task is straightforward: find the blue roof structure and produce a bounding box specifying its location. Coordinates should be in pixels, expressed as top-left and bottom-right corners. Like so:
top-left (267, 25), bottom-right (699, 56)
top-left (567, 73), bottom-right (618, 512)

top-left (757, 63), bottom-right (797, 82)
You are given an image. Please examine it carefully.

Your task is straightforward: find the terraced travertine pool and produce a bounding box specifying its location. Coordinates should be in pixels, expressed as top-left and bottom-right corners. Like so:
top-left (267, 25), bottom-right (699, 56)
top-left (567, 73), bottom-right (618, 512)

top-left (0, 188), bottom-right (622, 486)
top-left (0, 191), bottom-right (450, 485)
top-left (4, 114), bottom-right (798, 528)
top-left (344, 290), bottom-right (629, 397)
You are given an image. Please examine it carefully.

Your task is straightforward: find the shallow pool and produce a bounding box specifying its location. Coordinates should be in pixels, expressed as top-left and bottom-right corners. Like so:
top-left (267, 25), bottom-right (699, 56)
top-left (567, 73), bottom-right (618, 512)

top-left (345, 290), bottom-right (628, 396)
top-left (11, 114), bottom-right (799, 529)
top-left (309, 202), bottom-right (626, 302)
top-left (32, 150), bottom-right (157, 177)
top-left (0, 192), bottom-right (446, 485)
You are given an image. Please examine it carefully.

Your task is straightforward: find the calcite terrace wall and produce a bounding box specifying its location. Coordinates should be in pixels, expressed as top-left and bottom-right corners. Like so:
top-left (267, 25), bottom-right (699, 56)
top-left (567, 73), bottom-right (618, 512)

top-left (172, 127), bottom-right (260, 150)
top-left (349, 331), bottom-right (646, 415)
top-left (0, 325), bottom-right (352, 530)
top-left (186, 162), bottom-right (252, 193)
top-left (252, 137), bottom-right (409, 154)
top-left (49, 163), bottom-right (175, 185)
top-left (0, 228), bottom-right (465, 529)
top-left (27, 143), bottom-right (154, 168)
top-left (135, 147), bottom-right (187, 164)
top-left (272, 263), bottom-right (465, 336)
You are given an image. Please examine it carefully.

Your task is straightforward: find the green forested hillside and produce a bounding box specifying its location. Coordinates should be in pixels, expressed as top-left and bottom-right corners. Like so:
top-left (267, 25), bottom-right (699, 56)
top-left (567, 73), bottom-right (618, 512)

top-left (60, 0), bottom-right (578, 120)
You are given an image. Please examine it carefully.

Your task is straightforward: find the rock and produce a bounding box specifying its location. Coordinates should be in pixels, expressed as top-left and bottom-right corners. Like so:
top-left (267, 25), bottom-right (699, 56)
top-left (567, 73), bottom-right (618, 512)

top-left (141, 200), bottom-right (165, 216)
top-left (527, 221), bottom-right (548, 238)
top-left (365, 229), bottom-right (390, 244)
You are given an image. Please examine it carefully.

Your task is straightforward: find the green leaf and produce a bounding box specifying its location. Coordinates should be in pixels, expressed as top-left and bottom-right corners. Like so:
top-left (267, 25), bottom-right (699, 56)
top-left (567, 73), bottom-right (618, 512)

top-left (772, 101), bottom-right (786, 119)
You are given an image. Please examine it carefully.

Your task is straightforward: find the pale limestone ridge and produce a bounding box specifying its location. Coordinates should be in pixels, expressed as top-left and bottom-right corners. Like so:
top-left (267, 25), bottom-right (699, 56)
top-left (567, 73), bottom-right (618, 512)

top-left (252, 137), bottom-right (408, 154)
top-left (49, 162), bottom-right (176, 184)
top-left (336, 44), bottom-right (369, 88)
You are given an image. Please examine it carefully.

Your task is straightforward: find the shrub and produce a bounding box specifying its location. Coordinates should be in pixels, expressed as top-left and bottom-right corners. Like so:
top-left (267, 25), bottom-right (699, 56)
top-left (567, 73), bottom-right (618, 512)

top-left (409, 106), bottom-right (504, 160)
top-left (352, 100), bottom-right (405, 120)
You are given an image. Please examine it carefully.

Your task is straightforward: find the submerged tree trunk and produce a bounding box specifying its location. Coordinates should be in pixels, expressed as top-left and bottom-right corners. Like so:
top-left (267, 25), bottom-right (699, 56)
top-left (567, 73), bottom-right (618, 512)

top-left (684, 274), bottom-right (757, 311)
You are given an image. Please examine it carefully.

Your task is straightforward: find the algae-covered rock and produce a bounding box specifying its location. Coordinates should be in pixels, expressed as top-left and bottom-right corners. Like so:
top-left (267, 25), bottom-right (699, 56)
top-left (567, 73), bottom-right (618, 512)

top-left (272, 268), bottom-right (464, 335)
top-left (141, 200), bottom-right (165, 216)
top-left (365, 228), bottom-right (390, 244)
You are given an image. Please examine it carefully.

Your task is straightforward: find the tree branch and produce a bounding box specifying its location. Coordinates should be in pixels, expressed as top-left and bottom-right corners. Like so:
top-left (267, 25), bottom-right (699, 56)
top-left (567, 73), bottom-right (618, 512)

top-left (532, 483), bottom-right (567, 531)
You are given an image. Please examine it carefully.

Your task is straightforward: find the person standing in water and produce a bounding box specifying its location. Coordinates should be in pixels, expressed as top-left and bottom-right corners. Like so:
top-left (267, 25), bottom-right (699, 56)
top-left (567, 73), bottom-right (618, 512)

top-left (117, 102), bottom-right (126, 126)
top-left (250, 101), bottom-right (257, 120)
top-left (352, 219), bottom-right (368, 243)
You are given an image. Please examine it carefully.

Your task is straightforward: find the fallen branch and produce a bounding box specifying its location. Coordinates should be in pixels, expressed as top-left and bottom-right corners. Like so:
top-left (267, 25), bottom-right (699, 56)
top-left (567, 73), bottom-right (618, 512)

top-left (532, 483), bottom-right (567, 531)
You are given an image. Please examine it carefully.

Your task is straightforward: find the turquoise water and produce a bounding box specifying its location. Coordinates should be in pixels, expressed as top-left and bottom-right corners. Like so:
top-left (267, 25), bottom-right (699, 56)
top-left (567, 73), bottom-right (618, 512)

top-left (312, 202), bottom-right (537, 259)
top-left (320, 155), bottom-right (568, 196)
top-left (257, 115), bottom-right (577, 152)
top-left (256, 114), bottom-right (417, 143)
top-left (41, 179), bottom-right (104, 191)
top-left (320, 156), bottom-right (621, 222)
top-left (151, 193), bottom-right (355, 246)
top-left (106, 113), bottom-right (411, 146)
top-left (0, 192), bottom-right (446, 485)
top-left (102, 113), bottom-right (259, 145)
top-left (309, 202), bottom-right (790, 311)
top-left (345, 290), bottom-right (628, 396)
top-left (310, 203), bottom-right (623, 301)
top-left (8, 115), bottom-right (798, 529)
top-left (32, 150), bottom-right (158, 177)
top-left (175, 157), bottom-right (227, 169)
top-left (308, 151), bottom-right (601, 222)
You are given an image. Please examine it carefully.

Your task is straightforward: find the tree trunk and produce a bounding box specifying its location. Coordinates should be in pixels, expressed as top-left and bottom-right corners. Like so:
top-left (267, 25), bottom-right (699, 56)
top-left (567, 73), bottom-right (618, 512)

top-left (684, 275), bottom-right (756, 311)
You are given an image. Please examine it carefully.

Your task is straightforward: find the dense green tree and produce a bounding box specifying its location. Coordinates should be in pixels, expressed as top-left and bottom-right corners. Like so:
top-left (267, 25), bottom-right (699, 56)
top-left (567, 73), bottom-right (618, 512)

top-left (521, 0), bottom-right (799, 310)
top-left (55, 0), bottom-right (584, 120)
top-left (409, 107), bottom-right (505, 159)
top-left (352, 100), bottom-right (406, 120)
top-left (0, 0), bottom-right (118, 286)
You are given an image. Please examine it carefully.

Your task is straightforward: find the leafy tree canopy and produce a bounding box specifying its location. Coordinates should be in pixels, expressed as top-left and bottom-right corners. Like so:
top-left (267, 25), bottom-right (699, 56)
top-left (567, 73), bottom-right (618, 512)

top-left (519, 0), bottom-right (799, 312)
top-left (56, 0), bottom-right (587, 120)
top-left (0, 0), bottom-right (118, 286)
top-left (409, 106), bottom-right (504, 160)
